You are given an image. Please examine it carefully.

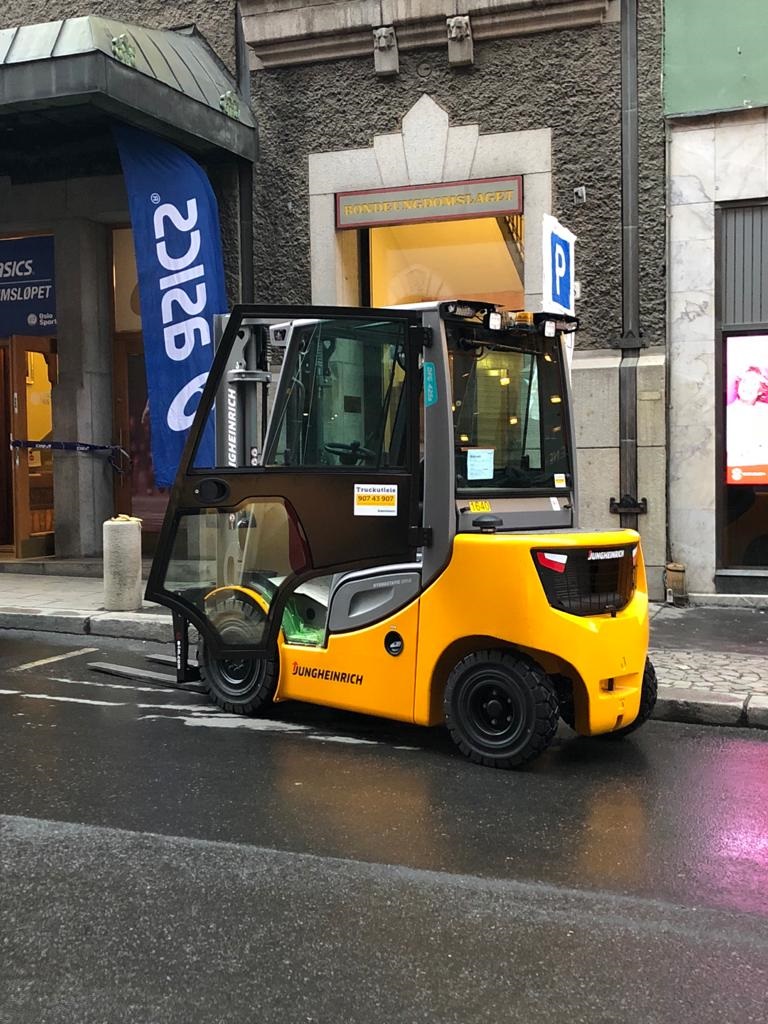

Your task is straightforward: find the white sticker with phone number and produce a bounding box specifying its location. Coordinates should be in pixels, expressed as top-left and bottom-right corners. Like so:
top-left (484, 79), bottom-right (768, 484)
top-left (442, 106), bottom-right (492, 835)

top-left (354, 484), bottom-right (398, 516)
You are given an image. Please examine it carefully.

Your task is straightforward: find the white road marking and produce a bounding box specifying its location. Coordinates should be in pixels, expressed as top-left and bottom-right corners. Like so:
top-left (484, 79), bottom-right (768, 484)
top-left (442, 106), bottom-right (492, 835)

top-left (0, 685), bottom-right (421, 753)
top-left (307, 734), bottom-right (379, 746)
top-left (21, 692), bottom-right (125, 707)
top-left (52, 676), bottom-right (175, 694)
top-left (140, 712), bottom-right (308, 732)
top-left (139, 710), bottom-right (420, 752)
top-left (137, 702), bottom-right (214, 712)
top-left (13, 648), bottom-right (99, 672)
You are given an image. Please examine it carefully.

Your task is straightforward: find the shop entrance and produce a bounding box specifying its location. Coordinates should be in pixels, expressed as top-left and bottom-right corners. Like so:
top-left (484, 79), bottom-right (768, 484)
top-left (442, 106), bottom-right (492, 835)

top-left (0, 335), bottom-right (57, 557)
top-left (362, 216), bottom-right (525, 308)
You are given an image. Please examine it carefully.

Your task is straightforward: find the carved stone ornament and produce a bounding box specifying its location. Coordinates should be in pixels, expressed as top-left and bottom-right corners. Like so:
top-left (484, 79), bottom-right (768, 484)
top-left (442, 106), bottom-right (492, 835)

top-left (447, 15), bottom-right (471, 41)
top-left (373, 26), bottom-right (396, 50)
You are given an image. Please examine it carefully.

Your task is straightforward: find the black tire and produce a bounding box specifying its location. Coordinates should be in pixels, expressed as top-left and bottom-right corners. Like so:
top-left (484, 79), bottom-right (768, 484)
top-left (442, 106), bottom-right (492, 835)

top-left (605, 658), bottom-right (657, 738)
top-left (200, 590), bottom-right (279, 715)
top-left (200, 642), bottom-right (278, 715)
top-left (552, 674), bottom-right (576, 730)
top-left (444, 650), bottom-right (559, 769)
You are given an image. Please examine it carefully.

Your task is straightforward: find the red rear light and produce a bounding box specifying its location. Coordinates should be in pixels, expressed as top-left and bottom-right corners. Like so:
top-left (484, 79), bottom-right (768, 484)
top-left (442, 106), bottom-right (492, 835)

top-left (536, 551), bottom-right (568, 574)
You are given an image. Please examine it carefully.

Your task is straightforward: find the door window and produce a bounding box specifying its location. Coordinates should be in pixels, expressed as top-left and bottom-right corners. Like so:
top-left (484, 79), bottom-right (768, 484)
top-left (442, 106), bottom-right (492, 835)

top-left (266, 317), bottom-right (409, 470)
top-left (164, 500), bottom-right (336, 648)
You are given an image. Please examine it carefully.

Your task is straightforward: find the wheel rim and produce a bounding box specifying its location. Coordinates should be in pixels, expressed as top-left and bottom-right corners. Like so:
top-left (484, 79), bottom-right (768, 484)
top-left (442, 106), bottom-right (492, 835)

top-left (211, 654), bottom-right (262, 698)
top-left (455, 667), bottom-right (533, 753)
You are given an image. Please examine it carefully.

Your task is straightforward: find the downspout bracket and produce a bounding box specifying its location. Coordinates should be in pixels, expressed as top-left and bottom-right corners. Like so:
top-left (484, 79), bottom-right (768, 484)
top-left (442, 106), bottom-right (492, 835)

top-left (609, 495), bottom-right (648, 515)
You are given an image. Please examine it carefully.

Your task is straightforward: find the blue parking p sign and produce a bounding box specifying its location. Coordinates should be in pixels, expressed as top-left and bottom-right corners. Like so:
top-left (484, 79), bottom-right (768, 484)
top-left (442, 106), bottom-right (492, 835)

top-left (542, 215), bottom-right (576, 316)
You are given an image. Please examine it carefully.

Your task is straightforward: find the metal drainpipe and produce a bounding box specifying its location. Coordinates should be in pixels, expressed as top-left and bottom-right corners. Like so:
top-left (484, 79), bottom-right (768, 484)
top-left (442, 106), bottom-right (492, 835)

top-left (236, 2), bottom-right (255, 305)
top-left (614, 0), bottom-right (646, 531)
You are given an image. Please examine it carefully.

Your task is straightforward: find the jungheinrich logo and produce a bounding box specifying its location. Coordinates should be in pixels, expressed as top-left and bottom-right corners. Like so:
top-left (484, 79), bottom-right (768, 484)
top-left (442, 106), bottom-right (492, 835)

top-left (587, 549), bottom-right (626, 561)
top-left (292, 661), bottom-right (364, 685)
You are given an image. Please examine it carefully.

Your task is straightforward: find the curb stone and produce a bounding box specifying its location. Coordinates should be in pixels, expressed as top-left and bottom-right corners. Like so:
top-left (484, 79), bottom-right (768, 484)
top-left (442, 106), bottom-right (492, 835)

top-left (0, 609), bottom-right (172, 643)
top-left (0, 609), bottom-right (92, 635)
top-left (653, 686), bottom-right (745, 726)
top-left (89, 613), bottom-right (172, 643)
top-left (745, 694), bottom-right (768, 729)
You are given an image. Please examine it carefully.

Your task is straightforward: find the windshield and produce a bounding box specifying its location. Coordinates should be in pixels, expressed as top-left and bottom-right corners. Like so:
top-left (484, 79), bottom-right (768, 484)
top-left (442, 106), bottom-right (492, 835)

top-left (449, 330), bottom-right (570, 492)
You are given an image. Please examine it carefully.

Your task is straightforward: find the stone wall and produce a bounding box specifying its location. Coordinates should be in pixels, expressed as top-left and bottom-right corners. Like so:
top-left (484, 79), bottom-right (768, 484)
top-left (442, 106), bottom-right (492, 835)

top-left (249, 5), bottom-right (665, 352)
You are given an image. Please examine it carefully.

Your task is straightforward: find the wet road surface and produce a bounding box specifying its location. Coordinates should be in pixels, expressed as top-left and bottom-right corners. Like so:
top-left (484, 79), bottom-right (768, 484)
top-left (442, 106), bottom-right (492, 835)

top-left (1, 630), bottom-right (767, 1023)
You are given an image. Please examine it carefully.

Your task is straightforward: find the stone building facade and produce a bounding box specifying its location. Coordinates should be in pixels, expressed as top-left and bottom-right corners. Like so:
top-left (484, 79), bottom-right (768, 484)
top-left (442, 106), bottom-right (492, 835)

top-left (1, 0), bottom-right (668, 596)
top-left (242, 0), bottom-right (667, 594)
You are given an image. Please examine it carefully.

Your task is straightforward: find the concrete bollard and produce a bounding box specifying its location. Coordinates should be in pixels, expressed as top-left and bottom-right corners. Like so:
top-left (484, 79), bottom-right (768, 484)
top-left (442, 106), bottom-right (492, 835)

top-left (103, 515), bottom-right (143, 611)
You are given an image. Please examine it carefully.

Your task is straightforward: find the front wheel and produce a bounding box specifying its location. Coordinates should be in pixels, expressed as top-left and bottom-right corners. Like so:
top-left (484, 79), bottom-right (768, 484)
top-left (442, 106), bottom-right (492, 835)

top-left (444, 651), bottom-right (559, 769)
top-left (200, 642), bottom-right (278, 715)
top-left (200, 589), bottom-right (278, 715)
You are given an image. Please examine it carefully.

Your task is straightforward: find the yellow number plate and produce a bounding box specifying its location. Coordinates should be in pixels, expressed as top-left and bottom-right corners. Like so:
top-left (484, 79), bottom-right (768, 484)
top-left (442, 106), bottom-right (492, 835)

top-left (468, 500), bottom-right (491, 513)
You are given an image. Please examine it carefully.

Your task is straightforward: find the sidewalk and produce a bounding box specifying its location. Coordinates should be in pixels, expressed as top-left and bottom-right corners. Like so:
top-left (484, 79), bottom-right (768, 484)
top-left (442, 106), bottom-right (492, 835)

top-left (0, 573), bottom-right (171, 643)
top-left (0, 573), bottom-right (766, 730)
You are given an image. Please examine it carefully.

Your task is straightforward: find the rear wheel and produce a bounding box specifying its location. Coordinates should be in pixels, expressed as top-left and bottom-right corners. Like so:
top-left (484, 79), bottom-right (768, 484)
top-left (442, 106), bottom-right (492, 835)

top-left (444, 651), bottom-right (559, 769)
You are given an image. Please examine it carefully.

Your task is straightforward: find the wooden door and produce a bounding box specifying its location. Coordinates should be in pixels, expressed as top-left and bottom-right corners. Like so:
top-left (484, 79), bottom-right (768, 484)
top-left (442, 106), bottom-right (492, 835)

top-left (9, 336), bottom-right (57, 557)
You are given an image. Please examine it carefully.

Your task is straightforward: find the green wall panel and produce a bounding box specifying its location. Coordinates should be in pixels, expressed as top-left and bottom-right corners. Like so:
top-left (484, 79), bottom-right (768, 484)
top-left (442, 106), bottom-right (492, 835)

top-left (665, 0), bottom-right (768, 115)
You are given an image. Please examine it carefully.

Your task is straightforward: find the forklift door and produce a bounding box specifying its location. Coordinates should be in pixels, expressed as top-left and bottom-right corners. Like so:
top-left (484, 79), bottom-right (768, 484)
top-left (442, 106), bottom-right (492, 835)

top-left (146, 305), bottom-right (423, 658)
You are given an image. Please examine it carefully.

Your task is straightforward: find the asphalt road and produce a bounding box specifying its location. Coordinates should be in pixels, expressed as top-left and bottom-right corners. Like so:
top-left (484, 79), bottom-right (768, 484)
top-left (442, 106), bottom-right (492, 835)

top-left (1, 629), bottom-right (767, 1024)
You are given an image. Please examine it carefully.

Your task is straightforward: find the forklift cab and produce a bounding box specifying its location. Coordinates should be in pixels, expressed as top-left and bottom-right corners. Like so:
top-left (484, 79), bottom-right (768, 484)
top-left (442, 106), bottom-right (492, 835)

top-left (147, 301), bottom-right (654, 769)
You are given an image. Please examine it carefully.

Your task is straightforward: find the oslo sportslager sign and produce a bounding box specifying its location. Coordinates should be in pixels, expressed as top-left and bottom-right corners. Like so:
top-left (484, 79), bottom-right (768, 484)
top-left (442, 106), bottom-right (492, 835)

top-left (0, 236), bottom-right (56, 336)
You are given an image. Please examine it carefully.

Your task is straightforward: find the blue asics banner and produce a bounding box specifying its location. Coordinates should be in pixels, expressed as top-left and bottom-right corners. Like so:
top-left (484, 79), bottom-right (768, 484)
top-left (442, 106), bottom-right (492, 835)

top-left (114, 125), bottom-right (225, 486)
top-left (0, 235), bottom-right (57, 336)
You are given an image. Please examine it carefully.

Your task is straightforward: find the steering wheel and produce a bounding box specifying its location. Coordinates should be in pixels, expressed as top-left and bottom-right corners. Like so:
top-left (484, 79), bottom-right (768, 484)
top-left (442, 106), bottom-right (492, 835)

top-left (324, 441), bottom-right (377, 466)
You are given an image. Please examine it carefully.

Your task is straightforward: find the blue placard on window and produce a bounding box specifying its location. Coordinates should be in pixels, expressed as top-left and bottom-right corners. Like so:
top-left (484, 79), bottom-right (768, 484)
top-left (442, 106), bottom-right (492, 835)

top-left (0, 235), bottom-right (56, 336)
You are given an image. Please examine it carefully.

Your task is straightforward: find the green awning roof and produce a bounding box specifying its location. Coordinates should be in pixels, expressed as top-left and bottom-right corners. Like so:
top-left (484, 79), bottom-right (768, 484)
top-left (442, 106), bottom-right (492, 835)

top-left (0, 16), bottom-right (255, 160)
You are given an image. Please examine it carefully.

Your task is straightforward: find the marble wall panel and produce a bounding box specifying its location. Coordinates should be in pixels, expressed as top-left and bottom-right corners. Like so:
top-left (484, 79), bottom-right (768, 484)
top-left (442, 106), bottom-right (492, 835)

top-left (669, 127), bottom-right (714, 206)
top-left (669, 236), bottom-right (715, 295)
top-left (714, 113), bottom-right (768, 202)
top-left (669, 291), bottom-right (715, 346)
top-left (668, 508), bottom-right (717, 594)
top-left (669, 202), bottom-right (713, 243)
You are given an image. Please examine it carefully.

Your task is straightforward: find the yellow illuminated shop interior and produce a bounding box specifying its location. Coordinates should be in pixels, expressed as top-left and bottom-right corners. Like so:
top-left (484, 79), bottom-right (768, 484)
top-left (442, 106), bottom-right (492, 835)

top-left (368, 216), bottom-right (524, 308)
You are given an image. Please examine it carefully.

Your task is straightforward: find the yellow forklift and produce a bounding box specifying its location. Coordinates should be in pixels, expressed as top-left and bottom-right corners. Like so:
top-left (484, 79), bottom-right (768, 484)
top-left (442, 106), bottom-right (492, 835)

top-left (146, 301), bottom-right (656, 769)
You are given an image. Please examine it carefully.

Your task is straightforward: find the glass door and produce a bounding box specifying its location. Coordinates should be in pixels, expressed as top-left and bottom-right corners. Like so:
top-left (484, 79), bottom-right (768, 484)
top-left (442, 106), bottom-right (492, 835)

top-left (147, 305), bottom-right (422, 658)
top-left (9, 336), bottom-right (57, 557)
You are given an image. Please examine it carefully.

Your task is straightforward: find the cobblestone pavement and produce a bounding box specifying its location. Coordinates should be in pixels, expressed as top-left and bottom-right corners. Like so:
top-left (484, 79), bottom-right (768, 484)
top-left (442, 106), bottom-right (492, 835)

top-left (649, 647), bottom-right (768, 697)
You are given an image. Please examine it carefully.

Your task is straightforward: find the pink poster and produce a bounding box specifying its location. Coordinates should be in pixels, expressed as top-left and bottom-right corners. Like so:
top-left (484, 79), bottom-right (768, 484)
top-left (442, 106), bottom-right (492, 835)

top-left (726, 335), bottom-right (768, 484)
